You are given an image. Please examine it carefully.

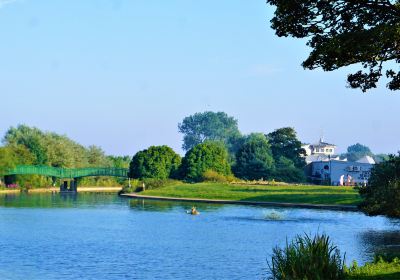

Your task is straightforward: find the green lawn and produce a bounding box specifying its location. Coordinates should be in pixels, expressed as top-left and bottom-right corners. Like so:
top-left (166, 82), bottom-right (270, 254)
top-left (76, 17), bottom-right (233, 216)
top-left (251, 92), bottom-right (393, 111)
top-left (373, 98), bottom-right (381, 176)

top-left (346, 258), bottom-right (400, 280)
top-left (142, 182), bottom-right (361, 205)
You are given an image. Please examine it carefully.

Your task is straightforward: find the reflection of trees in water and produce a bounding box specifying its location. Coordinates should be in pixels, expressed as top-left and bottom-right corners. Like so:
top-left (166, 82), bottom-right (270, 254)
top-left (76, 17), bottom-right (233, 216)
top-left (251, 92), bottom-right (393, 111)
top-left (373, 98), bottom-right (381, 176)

top-left (129, 199), bottom-right (224, 213)
top-left (359, 230), bottom-right (400, 257)
top-left (0, 193), bottom-right (121, 208)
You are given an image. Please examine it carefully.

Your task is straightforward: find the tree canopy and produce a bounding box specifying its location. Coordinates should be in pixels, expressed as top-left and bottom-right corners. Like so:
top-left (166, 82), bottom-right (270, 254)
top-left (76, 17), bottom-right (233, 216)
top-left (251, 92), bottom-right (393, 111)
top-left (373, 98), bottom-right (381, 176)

top-left (233, 133), bottom-right (275, 180)
top-left (2, 125), bottom-right (111, 168)
top-left (179, 141), bottom-right (232, 182)
top-left (0, 145), bottom-right (34, 175)
top-left (359, 153), bottom-right (400, 217)
top-left (345, 143), bottom-right (374, 162)
top-left (266, 0), bottom-right (400, 92)
top-left (266, 127), bottom-right (306, 168)
top-left (178, 111), bottom-right (242, 152)
top-left (129, 146), bottom-right (181, 179)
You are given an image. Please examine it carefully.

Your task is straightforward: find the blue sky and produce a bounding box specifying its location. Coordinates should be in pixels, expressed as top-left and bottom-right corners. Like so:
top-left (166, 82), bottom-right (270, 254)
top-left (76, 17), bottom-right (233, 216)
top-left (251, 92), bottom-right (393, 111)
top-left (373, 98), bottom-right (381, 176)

top-left (0, 0), bottom-right (399, 156)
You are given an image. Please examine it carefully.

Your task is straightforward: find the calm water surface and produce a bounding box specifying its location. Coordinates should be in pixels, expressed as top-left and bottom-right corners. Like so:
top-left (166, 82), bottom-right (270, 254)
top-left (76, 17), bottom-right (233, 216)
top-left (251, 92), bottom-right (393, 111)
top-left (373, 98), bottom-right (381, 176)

top-left (0, 193), bottom-right (399, 280)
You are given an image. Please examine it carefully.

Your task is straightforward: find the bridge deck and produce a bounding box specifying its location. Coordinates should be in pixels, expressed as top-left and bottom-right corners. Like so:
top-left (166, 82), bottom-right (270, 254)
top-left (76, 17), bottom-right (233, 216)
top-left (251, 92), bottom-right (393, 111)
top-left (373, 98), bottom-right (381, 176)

top-left (3, 165), bottom-right (129, 179)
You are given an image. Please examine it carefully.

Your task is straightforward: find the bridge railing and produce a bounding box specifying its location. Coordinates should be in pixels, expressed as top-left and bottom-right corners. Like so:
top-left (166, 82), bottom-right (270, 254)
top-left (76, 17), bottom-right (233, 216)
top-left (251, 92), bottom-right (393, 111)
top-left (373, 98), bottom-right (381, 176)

top-left (3, 165), bottom-right (129, 179)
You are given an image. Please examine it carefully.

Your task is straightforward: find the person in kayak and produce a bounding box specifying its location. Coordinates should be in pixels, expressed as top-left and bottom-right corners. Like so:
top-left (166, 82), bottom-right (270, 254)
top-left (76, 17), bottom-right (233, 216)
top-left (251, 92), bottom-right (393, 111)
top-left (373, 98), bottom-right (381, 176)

top-left (190, 206), bottom-right (199, 215)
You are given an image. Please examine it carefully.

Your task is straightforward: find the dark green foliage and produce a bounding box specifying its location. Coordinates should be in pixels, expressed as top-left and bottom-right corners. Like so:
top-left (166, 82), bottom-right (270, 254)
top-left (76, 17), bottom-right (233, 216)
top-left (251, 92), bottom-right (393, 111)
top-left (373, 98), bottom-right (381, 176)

top-left (266, 127), bottom-right (306, 169)
top-left (268, 233), bottom-right (345, 280)
top-left (179, 141), bottom-right (232, 182)
top-left (233, 133), bottom-right (274, 180)
top-left (345, 143), bottom-right (374, 162)
top-left (129, 145), bottom-right (181, 179)
top-left (178, 111), bottom-right (242, 152)
top-left (374, 154), bottom-right (390, 164)
top-left (266, 0), bottom-right (400, 92)
top-left (273, 157), bottom-right (306, 183)
top-left (359, 153), bottom-right (400, 217)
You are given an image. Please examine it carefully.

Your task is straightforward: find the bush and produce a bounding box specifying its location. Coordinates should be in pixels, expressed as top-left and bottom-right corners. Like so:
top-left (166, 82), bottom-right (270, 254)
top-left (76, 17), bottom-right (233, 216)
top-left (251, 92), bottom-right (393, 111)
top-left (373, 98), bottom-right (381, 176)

top-left (201, 170), bottom-right (227, 183)
top-left (179, 141), bottom-right (232, 182)
top-left (129, 145), bottom-right (181, 180)
top-left (273, 157), bottom-right (306, 183)
top-left (233, 133), bottom-right (274, 180)
top-left (359, 153), bottom-right (400, 217)
top-left (268, 233), bottom-right (345, 280)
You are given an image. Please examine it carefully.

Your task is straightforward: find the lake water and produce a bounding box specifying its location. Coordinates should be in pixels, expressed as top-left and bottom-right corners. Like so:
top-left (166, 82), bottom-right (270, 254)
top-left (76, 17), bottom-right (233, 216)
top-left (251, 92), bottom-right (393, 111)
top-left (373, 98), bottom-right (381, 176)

top-left (0, 193), bottom-right (399, 280)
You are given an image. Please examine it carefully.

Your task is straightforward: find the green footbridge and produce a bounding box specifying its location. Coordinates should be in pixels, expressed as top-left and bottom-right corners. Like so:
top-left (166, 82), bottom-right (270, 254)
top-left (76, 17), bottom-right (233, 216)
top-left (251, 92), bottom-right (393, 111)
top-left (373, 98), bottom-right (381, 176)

top-left (2, 165), bottom-right (129, 192)
top-left (4, 165), bottom-right (129, 179)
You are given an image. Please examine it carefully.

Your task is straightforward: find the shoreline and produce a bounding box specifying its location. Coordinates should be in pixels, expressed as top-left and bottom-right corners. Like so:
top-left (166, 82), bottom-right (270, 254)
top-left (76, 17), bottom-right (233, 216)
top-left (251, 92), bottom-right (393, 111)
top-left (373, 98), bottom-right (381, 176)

top-left (120, 193), bottom-right (359, 211)
top-left (0, 186), bottom-right (122, 194)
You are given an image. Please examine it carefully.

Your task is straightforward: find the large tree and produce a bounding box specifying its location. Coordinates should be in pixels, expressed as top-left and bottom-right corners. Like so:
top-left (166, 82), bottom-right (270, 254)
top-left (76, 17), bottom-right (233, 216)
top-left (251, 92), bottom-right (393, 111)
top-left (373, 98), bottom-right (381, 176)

top-left (266, 127), bottom-right (306, 168)
top-left (3, 125), bottom-right (48, 165)
top-left (345, 143), bottom-right (374, 162)
top-left (359, 153), bottom-right (400, 217)
top-left (179, 141), bottom-right (232, 182)
top-left (266, 0), bottom-right (400, 92)
top-left (233, 133), bottom-right (275, 180)
top-left (178, 111), bottom-right (242, 152)
top-left (129, 146), bottom-right (181, 179)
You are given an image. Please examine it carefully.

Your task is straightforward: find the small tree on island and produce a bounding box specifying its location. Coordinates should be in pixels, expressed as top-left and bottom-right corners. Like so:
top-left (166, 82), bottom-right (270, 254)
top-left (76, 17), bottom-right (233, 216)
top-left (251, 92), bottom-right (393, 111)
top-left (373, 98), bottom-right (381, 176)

top-left (359, 153), bottom-right (400, 218)
top-left (179, 141), bottom-right (232, 182)
top-left (129, 146), bottom-right (181, 179)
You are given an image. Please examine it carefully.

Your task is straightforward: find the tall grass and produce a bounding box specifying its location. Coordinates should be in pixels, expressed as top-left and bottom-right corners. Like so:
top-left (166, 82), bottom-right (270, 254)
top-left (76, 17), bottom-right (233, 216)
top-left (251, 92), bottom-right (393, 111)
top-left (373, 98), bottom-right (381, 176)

top-left (268, 233), bottom-right (345, 280)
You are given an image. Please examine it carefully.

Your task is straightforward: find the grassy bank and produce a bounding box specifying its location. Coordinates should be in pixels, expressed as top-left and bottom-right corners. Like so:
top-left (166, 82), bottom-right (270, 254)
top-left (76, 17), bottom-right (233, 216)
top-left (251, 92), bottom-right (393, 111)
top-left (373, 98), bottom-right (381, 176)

top-left (140, 182), bottom-right (361, 205)
top-left (346, 258), bottom-right (400, 280)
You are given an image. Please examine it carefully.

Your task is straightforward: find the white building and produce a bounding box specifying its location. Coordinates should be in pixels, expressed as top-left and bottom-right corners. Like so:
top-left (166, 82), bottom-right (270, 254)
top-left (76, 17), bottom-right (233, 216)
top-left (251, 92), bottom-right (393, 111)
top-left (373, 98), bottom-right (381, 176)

top-left (302, 138), bottom-right (336, 156)
top-left (309, 156), bottom-right (375, 185)
top-left (303, 138), bottom-right (375, 185)
top-left (302, 138), bottom-right (340, 164)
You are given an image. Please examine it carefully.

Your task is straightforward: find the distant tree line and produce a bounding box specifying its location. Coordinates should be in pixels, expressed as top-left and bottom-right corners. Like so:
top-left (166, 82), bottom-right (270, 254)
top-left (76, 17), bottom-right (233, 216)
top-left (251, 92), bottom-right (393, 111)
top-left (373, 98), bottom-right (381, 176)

top-left (341, 143), bottom-right (388, 163)
top-left (130, 111), bottom-right (307, 183)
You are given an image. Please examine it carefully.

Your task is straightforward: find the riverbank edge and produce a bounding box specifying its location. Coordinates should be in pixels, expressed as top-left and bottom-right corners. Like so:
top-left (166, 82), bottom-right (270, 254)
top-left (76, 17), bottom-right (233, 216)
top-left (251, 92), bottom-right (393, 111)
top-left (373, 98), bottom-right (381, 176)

top-left (120, 193), bottom-right (359, 211)
top-left (0, 186), bottom-right (122, 194)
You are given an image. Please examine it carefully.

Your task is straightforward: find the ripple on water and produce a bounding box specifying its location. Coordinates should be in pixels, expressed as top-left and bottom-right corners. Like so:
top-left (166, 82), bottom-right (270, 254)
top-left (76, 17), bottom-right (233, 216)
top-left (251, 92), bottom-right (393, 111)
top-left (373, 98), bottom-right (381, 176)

top-left (0, 193), bottom-right (398, 279)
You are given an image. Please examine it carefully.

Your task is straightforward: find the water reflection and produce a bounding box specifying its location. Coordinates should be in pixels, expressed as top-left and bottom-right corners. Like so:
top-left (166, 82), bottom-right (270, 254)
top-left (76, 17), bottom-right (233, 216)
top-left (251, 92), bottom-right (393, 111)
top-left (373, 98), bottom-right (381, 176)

top-left (129, 198), bottom-right (224, 213)
top-left (0, 193), bottom-right (399, 279)
top-left (0, 192), bottom-right (120, 208)
top-left (359, 230), bottom-right (400, 258)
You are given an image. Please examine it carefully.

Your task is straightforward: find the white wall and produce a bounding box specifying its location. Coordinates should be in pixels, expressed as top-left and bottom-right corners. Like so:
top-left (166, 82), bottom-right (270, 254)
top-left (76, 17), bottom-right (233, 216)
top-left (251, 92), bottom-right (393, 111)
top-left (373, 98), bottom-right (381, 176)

top-left (311, 160), bottom-right (374, 185)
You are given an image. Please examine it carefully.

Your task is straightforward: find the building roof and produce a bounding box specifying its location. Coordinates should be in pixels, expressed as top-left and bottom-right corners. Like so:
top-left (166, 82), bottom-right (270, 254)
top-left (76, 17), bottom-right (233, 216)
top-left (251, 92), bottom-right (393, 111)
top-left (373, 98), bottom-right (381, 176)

top-left (305, 154), bottom-right (342, 163)
top-left (312, 137), bottom-right (336, 147)
top-left (356, 155), bottom-right (376, 164)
